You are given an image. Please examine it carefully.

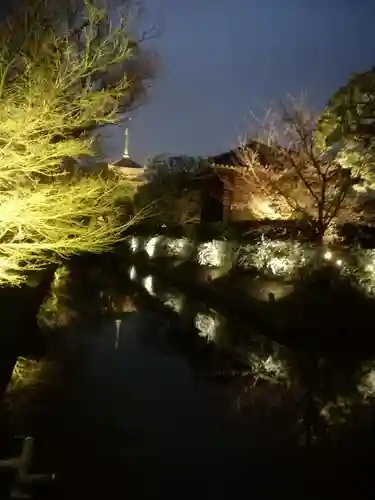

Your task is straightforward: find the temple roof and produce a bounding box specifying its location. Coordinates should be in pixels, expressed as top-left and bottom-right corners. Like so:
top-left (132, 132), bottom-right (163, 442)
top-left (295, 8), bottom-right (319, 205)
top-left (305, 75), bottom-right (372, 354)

top-left (114, 157), bottom-right (143, 169)
top-left (208, 141), bottom-right (279, 167)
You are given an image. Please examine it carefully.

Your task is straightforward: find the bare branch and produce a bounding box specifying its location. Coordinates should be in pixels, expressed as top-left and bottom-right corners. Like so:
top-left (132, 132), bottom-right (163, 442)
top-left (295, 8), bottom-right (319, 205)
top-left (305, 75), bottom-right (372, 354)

top-left (216, 97), bottom-right (361, 242)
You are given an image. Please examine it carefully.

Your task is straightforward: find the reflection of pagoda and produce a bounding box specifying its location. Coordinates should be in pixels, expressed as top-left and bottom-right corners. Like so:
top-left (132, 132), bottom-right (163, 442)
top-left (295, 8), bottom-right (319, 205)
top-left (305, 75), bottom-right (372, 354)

top-left (111, 127), bottom-right (144, 182)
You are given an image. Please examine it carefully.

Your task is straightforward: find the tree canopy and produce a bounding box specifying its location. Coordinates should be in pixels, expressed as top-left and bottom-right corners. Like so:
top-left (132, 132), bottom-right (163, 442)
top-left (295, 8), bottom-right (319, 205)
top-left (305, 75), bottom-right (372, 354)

top-left (135, 154), bottom-right (210, 225)
top-left (316, 67), bottom-right (375, 188)
top-left (0, 0), bottom-right (156, 285)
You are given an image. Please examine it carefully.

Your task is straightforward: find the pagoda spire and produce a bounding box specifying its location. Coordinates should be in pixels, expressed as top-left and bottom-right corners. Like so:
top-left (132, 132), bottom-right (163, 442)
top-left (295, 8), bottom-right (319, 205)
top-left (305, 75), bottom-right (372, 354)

top-left (123, 127), bottom-right (130, 158)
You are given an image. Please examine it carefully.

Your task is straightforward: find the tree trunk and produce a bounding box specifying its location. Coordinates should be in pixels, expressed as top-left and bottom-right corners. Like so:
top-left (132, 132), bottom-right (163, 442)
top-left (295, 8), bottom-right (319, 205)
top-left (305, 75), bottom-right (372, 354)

top-left (0, 265), bottom-right (58, 403)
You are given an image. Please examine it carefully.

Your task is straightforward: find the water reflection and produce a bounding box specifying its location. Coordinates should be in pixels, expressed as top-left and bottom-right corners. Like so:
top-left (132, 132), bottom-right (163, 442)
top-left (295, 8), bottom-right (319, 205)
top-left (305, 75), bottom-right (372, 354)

top-left (142, 275), bottom-right (155, 295)
top-left (194, 312), bottom-right (218, 342)
top-left (129, 264), bottom-right (226, 344)
top-left (13, 255), bottom-right (375, 497)
top-left (163, 293), bottom-right (184, 313)
top-left (128, 263), bottom-right (375, 448)
top-left (248, 352), bottom-right (290, 384)
top-left (358, 361), bottom-right (375, 397)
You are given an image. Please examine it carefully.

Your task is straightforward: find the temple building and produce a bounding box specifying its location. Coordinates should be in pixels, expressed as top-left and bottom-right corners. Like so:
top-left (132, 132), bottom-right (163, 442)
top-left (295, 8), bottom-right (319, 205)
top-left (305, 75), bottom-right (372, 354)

top-left (205, 142), bottom-right (280, 223)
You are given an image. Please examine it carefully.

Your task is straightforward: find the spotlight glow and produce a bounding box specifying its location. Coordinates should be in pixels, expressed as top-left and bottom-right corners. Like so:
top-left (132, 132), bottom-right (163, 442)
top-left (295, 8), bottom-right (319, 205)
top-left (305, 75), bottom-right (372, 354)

top-left (324, 250), bottom-right (333, 260)
top-left (130, 236), bottom-right (140, 252)
top-left (143, 275), bottom-right (154, 295)
top-left (129, 266), bottom-right (136, 280)
top-left (145, 236), bottom-right (162, 257)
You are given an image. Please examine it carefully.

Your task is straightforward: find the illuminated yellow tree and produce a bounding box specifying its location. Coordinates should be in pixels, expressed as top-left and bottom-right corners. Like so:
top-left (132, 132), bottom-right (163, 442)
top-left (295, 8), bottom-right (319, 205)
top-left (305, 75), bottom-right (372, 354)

top-left (0, 0), bottom-right (156, 286)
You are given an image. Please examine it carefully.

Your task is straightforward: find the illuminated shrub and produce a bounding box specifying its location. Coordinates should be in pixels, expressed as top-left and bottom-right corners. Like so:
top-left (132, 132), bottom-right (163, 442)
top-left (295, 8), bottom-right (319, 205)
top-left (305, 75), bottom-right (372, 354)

top-left (128, 233), bottom-right (375, 291)
top-left (197, 240), bottom-right (232, 267)
top-left (237, 237), bottom-right (312, 279)
top-left (350, 249), bottom-right (375, 297)
top-left (165, 237), bottom-right (195, 259)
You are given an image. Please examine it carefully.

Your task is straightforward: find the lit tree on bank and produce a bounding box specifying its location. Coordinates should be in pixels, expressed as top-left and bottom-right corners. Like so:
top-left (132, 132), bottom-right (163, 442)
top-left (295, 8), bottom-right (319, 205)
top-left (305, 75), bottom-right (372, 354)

top-left (316, 66), bottom-right (375, 190)
top-left (0, 0), bottom-right (156, 286)
top-left (0, 0), bottom-right (157, 401)
top-left (219, 99), bottom-right (362, 243)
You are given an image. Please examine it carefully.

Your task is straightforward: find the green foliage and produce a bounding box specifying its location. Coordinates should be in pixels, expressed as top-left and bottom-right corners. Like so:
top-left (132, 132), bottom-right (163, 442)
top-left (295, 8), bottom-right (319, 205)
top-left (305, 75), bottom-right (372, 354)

top-left (317, 67), bottom-right (375, 187)
top-left (0, 0), bottom-right (154, 286)
top-left (145, 153), bottom-right (210, 177)
top-left (136, 154), bottom-right (209, 225)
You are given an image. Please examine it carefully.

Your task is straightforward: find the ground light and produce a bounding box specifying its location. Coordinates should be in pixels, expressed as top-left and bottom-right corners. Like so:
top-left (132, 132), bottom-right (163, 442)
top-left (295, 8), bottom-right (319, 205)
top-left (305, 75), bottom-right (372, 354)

top-left (324, 250), bottom-right (333, 260)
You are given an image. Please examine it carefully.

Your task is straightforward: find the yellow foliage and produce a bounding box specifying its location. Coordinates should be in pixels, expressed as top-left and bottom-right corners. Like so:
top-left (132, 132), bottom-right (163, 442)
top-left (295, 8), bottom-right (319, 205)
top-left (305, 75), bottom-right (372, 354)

top-left (0, 0), bottom-right (152, 285)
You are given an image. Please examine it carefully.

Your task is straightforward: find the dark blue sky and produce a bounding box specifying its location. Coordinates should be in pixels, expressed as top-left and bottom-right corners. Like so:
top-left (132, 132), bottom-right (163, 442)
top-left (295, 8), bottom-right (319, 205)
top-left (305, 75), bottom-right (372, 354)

top-left (102, 0), bottom-right (375, 165)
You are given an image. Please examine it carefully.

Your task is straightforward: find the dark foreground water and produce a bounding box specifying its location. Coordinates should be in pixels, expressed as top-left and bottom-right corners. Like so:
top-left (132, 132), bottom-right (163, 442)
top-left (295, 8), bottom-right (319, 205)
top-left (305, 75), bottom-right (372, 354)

top-left (3, 260), bottom-right (375, 499)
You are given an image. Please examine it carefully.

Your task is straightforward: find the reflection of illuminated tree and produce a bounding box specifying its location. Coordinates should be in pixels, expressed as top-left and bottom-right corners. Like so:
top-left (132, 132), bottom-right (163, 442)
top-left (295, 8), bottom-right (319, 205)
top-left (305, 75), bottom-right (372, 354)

top-left (39, 255), bottom-right (138, 328)
top-left (195, 313), bottom-right (217, 342)
top-left (163, 293), bottom-right (184, 313)
top-left (5, 357), bottom-right (57, 420)
top-left (7, 358), bottom-right (55, 395)
top-left (358, 360), bottom-right (375, 398)
top-left (248, 352), bottom-right (289, 384)
top-left (228, 343), bottom-right (375, 448)
top-left (194, 311), bottom-right (225, 343)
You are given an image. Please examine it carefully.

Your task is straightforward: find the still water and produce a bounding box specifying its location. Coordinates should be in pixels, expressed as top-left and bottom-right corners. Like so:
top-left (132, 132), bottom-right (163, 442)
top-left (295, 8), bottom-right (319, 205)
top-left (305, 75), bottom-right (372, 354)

top-left (47, 270), bottom-right (280, 498)
top-left (7, 260), bottom-right (375, 498)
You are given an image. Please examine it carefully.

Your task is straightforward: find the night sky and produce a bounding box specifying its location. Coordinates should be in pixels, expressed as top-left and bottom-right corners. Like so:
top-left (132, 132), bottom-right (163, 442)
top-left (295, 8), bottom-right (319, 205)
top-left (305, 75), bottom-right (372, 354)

top-left (4, 1), bottom-right (375, 165)
top-left (100, 0), bottom-right (375, 165)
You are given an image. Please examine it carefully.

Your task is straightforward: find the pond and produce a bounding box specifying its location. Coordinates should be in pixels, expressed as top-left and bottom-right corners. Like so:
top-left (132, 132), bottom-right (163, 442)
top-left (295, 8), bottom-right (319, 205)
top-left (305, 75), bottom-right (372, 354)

top-left (3, 255), bottom-right (375, 499)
